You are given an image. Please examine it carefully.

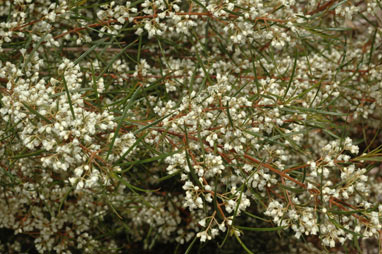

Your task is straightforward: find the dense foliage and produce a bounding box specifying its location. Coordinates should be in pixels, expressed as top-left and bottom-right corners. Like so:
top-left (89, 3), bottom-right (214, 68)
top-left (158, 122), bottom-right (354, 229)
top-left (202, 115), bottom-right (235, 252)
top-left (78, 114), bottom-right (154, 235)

top-left (0, 0), bottom-right (381, 253)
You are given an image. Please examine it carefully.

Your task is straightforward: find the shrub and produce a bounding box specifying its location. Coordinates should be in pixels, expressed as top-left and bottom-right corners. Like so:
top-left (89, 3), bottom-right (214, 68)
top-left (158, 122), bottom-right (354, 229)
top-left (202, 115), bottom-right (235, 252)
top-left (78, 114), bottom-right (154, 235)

top-left (0, 0), bottom-right (381, 253)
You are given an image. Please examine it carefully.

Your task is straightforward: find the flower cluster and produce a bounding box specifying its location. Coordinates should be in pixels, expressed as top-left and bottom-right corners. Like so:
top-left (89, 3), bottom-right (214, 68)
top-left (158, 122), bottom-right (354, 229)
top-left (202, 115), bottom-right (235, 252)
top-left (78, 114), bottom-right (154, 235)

top-left (0, 0), bottom-right (381, 253)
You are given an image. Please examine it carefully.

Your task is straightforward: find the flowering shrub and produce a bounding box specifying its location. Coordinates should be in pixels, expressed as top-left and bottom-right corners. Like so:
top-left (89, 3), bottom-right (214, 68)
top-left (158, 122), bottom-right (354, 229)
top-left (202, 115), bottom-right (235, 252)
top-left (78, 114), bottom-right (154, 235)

top-left (0, 0), bottom-right (382, 253)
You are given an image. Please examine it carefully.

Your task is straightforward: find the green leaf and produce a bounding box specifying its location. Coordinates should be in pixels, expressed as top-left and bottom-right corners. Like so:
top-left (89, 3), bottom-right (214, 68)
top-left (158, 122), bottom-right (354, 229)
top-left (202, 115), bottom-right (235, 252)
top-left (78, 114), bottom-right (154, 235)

top-left (233, 185), bottom-right (244, 221)
top-left (24, 33), bottom-right (49, 71)
top-left (353, 235), bottom-right (362, 254)
top-left (328, 0), bottom-right (349, 11)
top-left (281, 106), bottom-right (347, 116)
top-left (368, 28), bottom-right (377, 65)
top-left (62, 76), bottom-right (76, 120)
top-left (73, 40), bottom-right (105, 65)
top-left (97, 39), bottom-right (137, 81)
top-left (0, 165), bottom-right (19, 185)
top-left (233, 230), bottom-right (254, 254)
top-left (327, 215), bottom-right (364, 237)
top-left (57, 185), bottom-right (75, 214)
top-left (193, 42), bottom-right (213, 85)
top-left (191, 0), bottom-right (208, 11)
top-left (279, 184), bottom-right (305, 194)
top-left (243, 210), bottom-right (271, 222)
top-left (137, 34), bottom-right (143, 63)
top-left (156, 170), bottom-right (181, 183)
top-left (130, 0), bottom-right (145, 7)
top-left (111, 172), bottom-right (150, 193)
top-left (353, 156), bottom-right (382, 162)
top-left (114, 132), bottom-right (149, 165)
top-left (223, 8), bottom-right (243, 17)
top-left (185, 235), bottom-right (198, 254)
top-left (134, 113), bottom-right (173, 135)
top-left (328, 209), bottom-right (368, 215)
top-left (183, 124), bottom-right (203, 189)
top-left (21, 102), bottom-right (52, 123)
top-left (106, 85), bottom-right (141, 160)
top-left (283, 49), bottom-right (297, 99)
top-left (11, 149), bottom-right (46, 160)
top-left (226, 101), bottom-right (234, 129)
top-left (117, 150), bottom-right (180, 167)
top-left (185, 149), bottom-right (202, 188)
top-left (235, 225), bottom-right (287, 232)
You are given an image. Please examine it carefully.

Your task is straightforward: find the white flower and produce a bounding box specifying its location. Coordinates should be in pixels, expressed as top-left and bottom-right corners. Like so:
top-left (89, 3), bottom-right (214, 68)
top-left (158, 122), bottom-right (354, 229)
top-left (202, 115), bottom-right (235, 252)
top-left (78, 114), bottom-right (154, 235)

top-left (198, 218), bottom-right (206, 227)
top-left (197, 231), bottom-right (208, 242)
